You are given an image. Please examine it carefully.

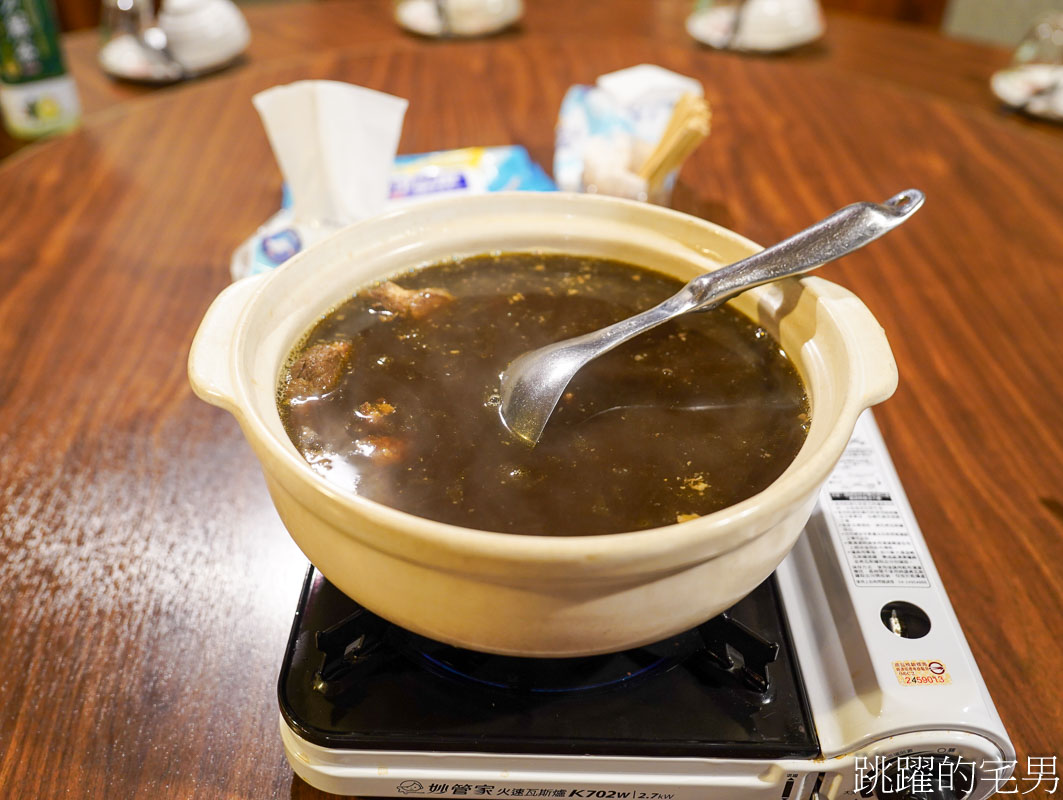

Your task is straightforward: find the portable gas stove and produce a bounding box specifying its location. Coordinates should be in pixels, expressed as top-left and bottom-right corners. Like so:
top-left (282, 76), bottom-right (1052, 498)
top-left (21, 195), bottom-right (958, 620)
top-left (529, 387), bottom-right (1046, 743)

top-left (278, 412), bottom-right (1014, 800)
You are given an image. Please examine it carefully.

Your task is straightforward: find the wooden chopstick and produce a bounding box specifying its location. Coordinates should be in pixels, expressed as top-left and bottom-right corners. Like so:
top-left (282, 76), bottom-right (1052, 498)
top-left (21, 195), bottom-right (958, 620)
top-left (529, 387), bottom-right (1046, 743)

top-left (637, 93), bottom-right (711, 191)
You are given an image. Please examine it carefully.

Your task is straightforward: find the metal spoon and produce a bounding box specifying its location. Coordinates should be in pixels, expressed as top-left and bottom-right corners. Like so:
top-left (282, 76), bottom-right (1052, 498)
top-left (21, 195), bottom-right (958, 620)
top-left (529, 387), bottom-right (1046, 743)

top-left (498, 189), bottom-right (925, 445)
top-left (137, 26), bottom-right (186, 82)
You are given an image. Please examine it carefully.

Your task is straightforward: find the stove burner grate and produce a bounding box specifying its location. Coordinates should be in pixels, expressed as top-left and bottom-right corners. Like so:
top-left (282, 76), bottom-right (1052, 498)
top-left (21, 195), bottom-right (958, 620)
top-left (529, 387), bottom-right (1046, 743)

top-left (312, 603), bottom-right (780, 698)
top-left (280, 569), bottom-right (818, 758)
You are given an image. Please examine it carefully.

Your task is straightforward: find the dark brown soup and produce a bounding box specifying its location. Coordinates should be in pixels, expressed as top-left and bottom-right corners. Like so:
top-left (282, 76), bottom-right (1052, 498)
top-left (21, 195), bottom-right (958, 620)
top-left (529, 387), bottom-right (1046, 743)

top-left (279, 253), bottom-right (809, 536)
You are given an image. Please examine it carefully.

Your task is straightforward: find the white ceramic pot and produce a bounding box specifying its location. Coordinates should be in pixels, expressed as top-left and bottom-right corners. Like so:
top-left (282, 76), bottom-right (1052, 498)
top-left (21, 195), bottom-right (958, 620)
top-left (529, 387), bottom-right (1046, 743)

top-left (188, 192), bottom-right (896, 657)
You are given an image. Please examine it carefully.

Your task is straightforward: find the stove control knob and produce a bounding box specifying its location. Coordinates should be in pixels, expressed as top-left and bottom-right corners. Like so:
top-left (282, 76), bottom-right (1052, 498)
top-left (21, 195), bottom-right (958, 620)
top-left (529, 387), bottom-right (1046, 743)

top-left (870, 754), bottom-right (976, 800)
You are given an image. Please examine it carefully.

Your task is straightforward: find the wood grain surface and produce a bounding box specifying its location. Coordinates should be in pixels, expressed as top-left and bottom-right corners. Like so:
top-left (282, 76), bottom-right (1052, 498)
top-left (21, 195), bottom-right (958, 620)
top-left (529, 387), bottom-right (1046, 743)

top-left (1, 17), bottom-right (1062, 800)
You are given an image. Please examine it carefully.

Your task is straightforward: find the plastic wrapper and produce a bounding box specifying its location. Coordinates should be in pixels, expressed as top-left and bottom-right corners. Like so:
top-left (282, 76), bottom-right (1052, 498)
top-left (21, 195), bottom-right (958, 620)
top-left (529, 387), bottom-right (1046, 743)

top-left (231, 145), bottom-right (555, 281)
top-left (554, 65), bottom-right (704, 205)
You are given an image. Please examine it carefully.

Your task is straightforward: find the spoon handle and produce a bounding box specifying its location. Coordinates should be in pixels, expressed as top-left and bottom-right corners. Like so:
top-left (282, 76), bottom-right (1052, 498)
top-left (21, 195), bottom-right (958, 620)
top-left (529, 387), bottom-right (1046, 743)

top-left (684, 189), bottom-right (925, 310)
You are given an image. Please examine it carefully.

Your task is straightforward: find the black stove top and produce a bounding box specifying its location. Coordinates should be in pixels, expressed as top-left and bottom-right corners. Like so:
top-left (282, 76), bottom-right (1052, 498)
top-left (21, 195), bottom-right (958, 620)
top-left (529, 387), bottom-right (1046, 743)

top-left (279, 568), bottom-right (818, 759)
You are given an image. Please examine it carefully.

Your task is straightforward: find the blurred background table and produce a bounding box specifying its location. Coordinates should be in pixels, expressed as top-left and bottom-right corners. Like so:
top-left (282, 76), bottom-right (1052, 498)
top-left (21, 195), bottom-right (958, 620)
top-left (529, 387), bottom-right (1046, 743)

top-left (2, 1), bottom-right (1062, 798)
top-left (4, 0), bottom-right (1061, 161)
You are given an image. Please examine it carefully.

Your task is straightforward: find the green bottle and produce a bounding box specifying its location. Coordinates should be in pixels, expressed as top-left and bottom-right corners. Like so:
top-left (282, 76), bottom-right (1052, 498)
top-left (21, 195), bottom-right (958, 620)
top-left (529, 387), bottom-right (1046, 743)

top-left (0, 0), bottom-right (80, 139)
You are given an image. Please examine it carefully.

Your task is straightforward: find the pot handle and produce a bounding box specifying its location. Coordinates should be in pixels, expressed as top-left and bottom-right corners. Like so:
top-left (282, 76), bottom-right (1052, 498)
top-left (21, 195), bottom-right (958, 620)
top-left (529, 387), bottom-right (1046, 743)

top-left (813, 279), bottom-right (899, 408)
top-left (187, 275), bottom-right (267, 412)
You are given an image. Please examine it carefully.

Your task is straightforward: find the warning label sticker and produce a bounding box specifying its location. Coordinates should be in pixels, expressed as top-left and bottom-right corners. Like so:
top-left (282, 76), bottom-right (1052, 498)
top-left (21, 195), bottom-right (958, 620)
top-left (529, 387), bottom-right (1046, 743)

top-left (893, 659), bottom-right (951, 686)
top-left (822, 425), bottom-right (930, 588)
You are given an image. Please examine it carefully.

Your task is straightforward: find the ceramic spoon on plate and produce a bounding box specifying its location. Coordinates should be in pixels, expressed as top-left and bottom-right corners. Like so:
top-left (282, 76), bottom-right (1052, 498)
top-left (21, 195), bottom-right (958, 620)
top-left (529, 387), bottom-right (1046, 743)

top-left (498, 189), bottom-right (925, 445)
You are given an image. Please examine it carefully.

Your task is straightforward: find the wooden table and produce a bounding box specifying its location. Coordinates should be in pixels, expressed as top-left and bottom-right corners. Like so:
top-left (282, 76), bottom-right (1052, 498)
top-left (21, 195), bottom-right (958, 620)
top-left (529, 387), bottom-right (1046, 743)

top-left (2, 3), bottom-right (1062, 798)
top-left (3, 0), bottom-right (1060, 162)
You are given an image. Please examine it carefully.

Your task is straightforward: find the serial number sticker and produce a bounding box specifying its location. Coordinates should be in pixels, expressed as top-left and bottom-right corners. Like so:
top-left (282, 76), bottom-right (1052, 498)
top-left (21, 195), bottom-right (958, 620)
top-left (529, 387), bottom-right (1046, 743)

top-left (893, 659), bottom-right (951, 686)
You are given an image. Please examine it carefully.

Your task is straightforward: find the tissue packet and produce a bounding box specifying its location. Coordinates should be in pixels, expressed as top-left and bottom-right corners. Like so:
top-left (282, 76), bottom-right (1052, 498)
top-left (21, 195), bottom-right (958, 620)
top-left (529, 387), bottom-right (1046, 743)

top-left (231, 145), bottom-right (555, 280)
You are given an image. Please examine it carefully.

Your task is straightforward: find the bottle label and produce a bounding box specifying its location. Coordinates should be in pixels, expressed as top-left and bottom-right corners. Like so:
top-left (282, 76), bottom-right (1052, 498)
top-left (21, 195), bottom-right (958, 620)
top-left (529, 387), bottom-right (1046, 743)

top-left (0, 0), bottom-right (67, 84)
top-left (0, 72), bottom-right (79, 136)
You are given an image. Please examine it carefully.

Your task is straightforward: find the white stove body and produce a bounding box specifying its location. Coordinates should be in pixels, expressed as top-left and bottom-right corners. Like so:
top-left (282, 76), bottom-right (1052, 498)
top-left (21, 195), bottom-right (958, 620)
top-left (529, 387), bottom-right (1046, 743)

top-left (281, 411), bottom-right (1015, 799)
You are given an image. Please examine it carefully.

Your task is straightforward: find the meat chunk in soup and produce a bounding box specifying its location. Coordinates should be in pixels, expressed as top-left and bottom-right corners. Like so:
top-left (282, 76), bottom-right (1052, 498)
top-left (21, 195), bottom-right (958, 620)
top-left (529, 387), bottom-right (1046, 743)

top-left (283, 340), bottom-right (352, 400)
top-left (367, 281), bottom-right (454, 320)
